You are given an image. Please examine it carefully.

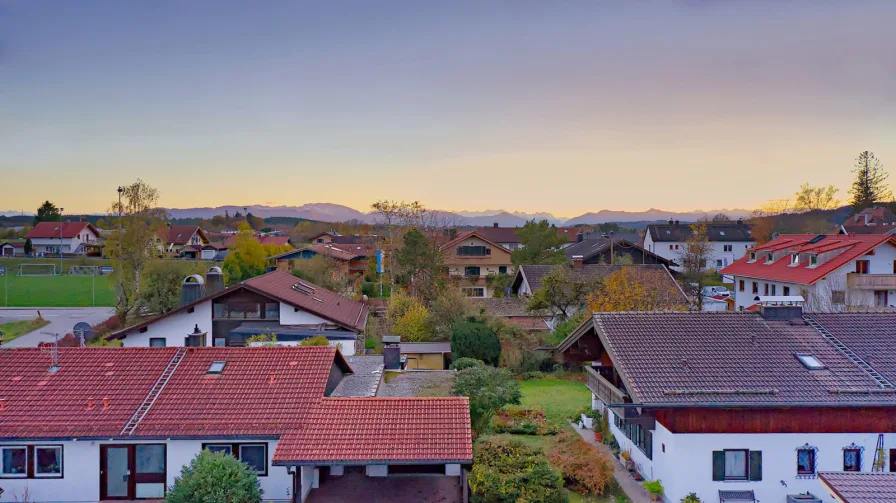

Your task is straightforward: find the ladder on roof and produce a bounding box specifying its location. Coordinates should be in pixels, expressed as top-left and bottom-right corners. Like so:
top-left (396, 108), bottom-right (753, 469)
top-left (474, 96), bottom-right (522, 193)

top-left (120, 347), bottom-right (188, 436)
top-left (803, 315), bottom-right (895, 389)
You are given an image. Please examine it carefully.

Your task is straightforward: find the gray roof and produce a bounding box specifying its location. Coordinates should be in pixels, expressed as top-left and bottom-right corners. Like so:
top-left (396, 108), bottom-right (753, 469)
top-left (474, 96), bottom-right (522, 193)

top-left (331, 355), bottom-right (384, 397)
top-left (400, 342), bottom-right (452, 354)
top-left (580, 311), bottom-right (896, 406)
top-left (647, 222), bottom-right (754, 242)
top-left (376, 370), bottom-right (455, 398)
top-left (564, 237), bottom-right (673, 265)
top-left (470, 298), bottom-right (549, 317)
top-left (819, 472), bottom-right (896, 502)
top-left (807, 313), bottom-right (896, 382)
top-left (515, 264), bottom-right (687, 307)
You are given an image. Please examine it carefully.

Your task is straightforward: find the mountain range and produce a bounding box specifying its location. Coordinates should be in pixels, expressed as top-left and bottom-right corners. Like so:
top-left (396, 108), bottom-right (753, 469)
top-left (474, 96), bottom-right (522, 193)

top-left (162, 203), bottom-right (753, 226)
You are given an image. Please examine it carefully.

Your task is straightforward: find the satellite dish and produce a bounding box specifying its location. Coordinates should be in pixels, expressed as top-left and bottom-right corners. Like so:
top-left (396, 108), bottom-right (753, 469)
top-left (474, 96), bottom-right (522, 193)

top-left (73, 322), bottom-right (93, 341)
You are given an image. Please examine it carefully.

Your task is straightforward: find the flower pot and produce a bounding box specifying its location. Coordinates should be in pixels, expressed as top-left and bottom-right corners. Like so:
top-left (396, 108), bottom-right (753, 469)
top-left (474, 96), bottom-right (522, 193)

top-left (581, 414), bottom-right (594, 429)
top-left (593, 431), bottom-right (603, 442)
top-left (633, 472), bottom-right (643, 481)
top-left (650, 494), bottom-right (660, 502)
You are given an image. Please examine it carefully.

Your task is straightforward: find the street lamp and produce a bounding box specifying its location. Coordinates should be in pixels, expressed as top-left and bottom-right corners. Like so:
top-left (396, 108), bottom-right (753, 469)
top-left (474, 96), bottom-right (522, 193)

top-left (59, 208), bottom-right (64, 274)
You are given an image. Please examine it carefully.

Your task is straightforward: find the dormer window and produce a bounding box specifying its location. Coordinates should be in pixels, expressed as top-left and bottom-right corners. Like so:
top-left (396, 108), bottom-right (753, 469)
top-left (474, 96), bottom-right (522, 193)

top-left (809, 254), bottom-right (818, 267)
top-left (208, 361), bottom-right (227, 374)
top-left (791, 253), bottom-right (800, 266)
top-left (748, 251), bottom-right (757, 262)
top-left (765, 252), bottom-right (774, 264)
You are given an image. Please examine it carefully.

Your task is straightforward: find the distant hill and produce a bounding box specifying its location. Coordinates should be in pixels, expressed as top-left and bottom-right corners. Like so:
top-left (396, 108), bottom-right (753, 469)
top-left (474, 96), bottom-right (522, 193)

top-left (164, 203), bottom-right (369, 222)
top-left (564, 208), bottom-right (753, 226)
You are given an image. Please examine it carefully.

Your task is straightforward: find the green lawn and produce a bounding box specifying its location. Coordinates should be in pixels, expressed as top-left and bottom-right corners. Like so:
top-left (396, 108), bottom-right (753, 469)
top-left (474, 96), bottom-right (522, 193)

top-left (0, 275), bottom-right (117, 307)
top-left (519, 377), bottom-right (591, 424)
top-left (0, 317), bottom-right (50, 343)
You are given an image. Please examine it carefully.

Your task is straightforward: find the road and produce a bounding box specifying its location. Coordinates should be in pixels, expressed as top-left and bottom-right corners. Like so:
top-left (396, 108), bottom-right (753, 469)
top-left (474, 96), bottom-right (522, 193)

top-left (0, 307), bottom-right (116, 347)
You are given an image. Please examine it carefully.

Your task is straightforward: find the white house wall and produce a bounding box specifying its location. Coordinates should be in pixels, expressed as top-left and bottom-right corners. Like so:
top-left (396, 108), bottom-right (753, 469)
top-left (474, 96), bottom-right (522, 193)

top-left (278, 303), bottom-right (329, 325)
top-left (120, 300), bottom-right (212, 347)
top-left (644, 234), bottom-right (752, 272)
top-left (0, 438), bottom-right (292, 503)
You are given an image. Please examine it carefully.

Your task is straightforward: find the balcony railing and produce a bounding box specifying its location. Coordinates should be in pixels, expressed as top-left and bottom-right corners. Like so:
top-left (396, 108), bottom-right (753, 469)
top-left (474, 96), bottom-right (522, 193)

top-left (586, 366), bottom-right (629, 405)
top-left (847, 273), bottom-right (896, 290)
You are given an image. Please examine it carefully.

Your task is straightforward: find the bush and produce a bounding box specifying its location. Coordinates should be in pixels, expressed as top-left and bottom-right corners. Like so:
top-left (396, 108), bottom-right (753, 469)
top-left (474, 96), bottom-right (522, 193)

top-left (492, 406), bottom-right (559, 436)
top-left (469, 438), bottom-right (567, 503)
top-left (167, 450), bottom-right (263, 503)
top-left (450, 357), bottom-right (484, 371)
top-left (643, 480), bottom-right (664, 496)
top-left (392, 303), bottom-right (433, 341)
top-left (451, 316), bottom-right (501, 365)
top-left (453, 365), bottom-right (520, 434)
top-left (430, 287), bottom-right (472, 340)
top-left (522, 370), bottom-right (545, 380)
top-left (246, 333), bottom-right (278, 346)
top-left (548, 430), bottom-right (615, 497)
top-left (300, 335), bottom-right (329, 346)
top-left (682, 493), bottom-right (702, 503)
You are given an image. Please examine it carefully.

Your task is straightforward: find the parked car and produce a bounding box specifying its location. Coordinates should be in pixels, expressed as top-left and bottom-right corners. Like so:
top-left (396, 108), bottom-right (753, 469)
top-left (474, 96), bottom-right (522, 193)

top-left (702, 286), bottom-right (731, 297)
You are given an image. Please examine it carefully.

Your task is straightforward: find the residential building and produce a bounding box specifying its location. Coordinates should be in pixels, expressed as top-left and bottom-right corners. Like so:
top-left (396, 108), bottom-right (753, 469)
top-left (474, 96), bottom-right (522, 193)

top-left (25, 222), bottom-right (101, 255)
top-left (564, 237), bottom-right (674, 267)
top-left (107, 269), bottom-right (369, 354)
top-left (223, 234), bottom-right (294, 249)
top-left (643, 220), bottom-right (754, 271)
top-left (473, 223), bottom-right (581, 251)
top-left (819, 472), bottom-right (896, 502)
top-left (0, 346), bottom-right (471, 502)
top-left (440, 231), bottom-right (514, 298)
top-left (160, 225), bottom-right (210, 256)
top-left (270, 244), bottom-right (372, 279)
top-left (0, 241), bottom-right (25, 257)
top-left (557, 306), bottom-right (896, 503)
top-left (721, 233), bottom-right (896, 311)
top-left (839, 206), bottom-right (896, 235)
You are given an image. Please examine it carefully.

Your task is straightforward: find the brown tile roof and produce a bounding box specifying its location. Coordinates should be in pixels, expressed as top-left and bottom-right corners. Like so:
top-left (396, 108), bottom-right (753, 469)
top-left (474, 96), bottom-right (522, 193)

top-left (504, 317), bottom-right (550, 331)
top-left (470, 297), bottom-right (547, 317)
top-left (26, 221), bottom-right (97, 239)
top-left (440, 230), bottom-right (512, 254)
top-left (806, 313), bottom-right (896, 383)
top-left (272, 397), bottom-right (472, 465)
top-left (163, 225), bottom-right (207, 245)
top-left (584, 311), bottom-right (896, 406)
top-left (564, 237), bottom-right (673, 266)
top-left (819, 472), bottom-right (896, 503)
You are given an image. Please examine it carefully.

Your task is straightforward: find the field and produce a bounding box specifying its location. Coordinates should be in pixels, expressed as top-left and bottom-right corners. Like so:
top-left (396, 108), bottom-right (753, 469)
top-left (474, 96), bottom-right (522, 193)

top-left (0, 317), bottom-right (50, 343)
top-left (0, 274), bottom-right (117, 307)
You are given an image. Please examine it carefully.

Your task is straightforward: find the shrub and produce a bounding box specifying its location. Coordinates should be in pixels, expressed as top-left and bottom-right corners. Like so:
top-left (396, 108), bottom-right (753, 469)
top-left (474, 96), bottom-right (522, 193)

top-left (469, 438), bottom-right (567, 503)
top-left (450, 357), bottom-right (484, 370)
top-left (451, 316), bottom-right (501, 365)
top-left (522, 370), bottom-right (545, 380)
top-left (392, 302), bottom-right (433, 341)
top-left (548, 430), bottom-right (615, 497)
top-left (430, 287), bottom-right (472, 340)
top-left (492, 406), bottom-right (559, 436)
top-left (643, 480), bottom-right (664, 496)
top-left (300, 335), bottom-right (329, 346)
top-left (682, 492), bottom-right (702, 503)
top-left (246, 333), bottom-right (278, 346)
top-left (453, 365), bottom-right (520, 434)
top-left (167, 450), bottom-right (263, 503)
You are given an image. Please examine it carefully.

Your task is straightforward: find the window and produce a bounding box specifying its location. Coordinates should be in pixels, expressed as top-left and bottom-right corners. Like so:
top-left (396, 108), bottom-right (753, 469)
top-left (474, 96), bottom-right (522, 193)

top-left (875, 290), bottom-right (889, 307)
top-left (832, 290), bottom-right (846, 305)
top-left (149, 338), bottom-right (166, 348)
top-left (264, 303), bottom-right (279, 319)
top-left (712, 449), bottom-right (761, 482)
top-left (764, 283), bottom-right (769, 296)
top-left (457, 245), bottom-right (489, 256)
top-left (719, 231), bottom-right (726, 236)
top-left (208, 361), bottom-right (226, 374)
top-left (752, 282), bottom-right (758, 294)
top-left (796, 354), bottom-right (825, 370)
top-left (135, 445), bottom-right (165, 475)
top-left (462, 288), bottom-right (485, 298)
top-left (716, 259), bottom-right (723, 268)
top-left (202, 443), bottom-right (267, 476)
top-left (669, 244), bottom-right (674, 250)
top-left (843, 448), bottom-right (862, 472)
top-left (749, 251), bottom-right (757, 262)
top-left (498, 266), bottom-right (507, 274)
top-left (1, 447), bottom-right (27, 477)
top-left (739, 280), bottom-right (744, 292)
top-left (791, 253), bottom-right (800, 266)
top-left (675, 244), bottom-right (680, 250)
top-left (809, 254), bottom-right (818, 267)
top-left (612, 413), bottom-right (652, 459)
top-left (856, 260), bottom-right (870, 274)
top-left (783, 286), bottom-right (790, 296)
top-left (797, 446), bottom-right (816, 477)
top-left (464, 266), bottom-right (481, 277)
top-left (771, 284), bottom-right (776, 295)
top-left (765, 252), bottom-right (774, 263)
top-left (213, 337), bottom-right (227, 347)
top-left (724, 245), bottom-right (733, 252)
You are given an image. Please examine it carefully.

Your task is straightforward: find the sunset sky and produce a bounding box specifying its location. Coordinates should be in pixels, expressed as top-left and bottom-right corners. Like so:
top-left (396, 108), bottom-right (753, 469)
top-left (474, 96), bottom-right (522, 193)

top-left (2, 1), bottom-right (895, 217)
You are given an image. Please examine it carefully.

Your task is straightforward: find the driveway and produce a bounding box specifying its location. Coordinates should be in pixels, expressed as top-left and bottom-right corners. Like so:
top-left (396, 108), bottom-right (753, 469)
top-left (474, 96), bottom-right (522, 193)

top-left (0, 307), bottom-right (115, 347)
top-left (307, 471), bottom-right (462, 503)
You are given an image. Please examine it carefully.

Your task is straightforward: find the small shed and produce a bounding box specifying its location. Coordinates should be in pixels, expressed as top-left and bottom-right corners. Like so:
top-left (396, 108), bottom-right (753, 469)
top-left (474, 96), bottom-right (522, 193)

top-left (400, 342), bottom-right (452, 370)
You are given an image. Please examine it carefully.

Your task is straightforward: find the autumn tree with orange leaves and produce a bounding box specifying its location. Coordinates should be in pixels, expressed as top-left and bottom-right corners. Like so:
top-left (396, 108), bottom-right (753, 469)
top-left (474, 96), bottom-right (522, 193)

top-left (588, 267), bottom-right (687, 312)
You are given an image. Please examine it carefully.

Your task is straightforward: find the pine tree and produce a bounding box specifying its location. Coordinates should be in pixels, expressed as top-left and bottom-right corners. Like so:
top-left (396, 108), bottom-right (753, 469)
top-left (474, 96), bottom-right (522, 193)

top-left (849, 151), bottom-right (892, 211)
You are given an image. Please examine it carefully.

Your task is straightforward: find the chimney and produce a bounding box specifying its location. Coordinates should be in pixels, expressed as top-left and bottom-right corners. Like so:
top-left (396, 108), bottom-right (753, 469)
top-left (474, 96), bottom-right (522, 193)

top-left (674, 220), bottom-right (680, 226)
top-left (572, 256), bottom-right (584, 269)
top-left (206, 267), bottom-right (225, 296)
top-left (181, 274), bottom-right (206, 306)
top-left (577, 232), bottom-right (584, 243)
top-left (736, 218), bottom-right (743, 225)
top-left (865, 212), bottom-right (871, 226)
top-left (87, 398), bottom-right (95, 410)
top-left (493, 222), bottom-right (499, 228)
top-left (382, 335), bottom-right (401, 370)
top-left (269, 373), bottom-right (276, 385)
top-left (668, 219), bottom-right (673, 226)
top-left (103, 397), bottom-right (110, 410)
top-left (0, 398), bottom-right (6, 411)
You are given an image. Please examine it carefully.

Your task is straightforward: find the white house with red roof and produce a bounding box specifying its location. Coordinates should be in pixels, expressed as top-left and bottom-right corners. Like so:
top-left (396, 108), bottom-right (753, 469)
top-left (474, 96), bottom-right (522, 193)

top-left (0, 346), bottom-right (471, 502)
top-left (721, 233), bottom-right (896, 311)
top-left (25, 222), bottom-right (100, 255)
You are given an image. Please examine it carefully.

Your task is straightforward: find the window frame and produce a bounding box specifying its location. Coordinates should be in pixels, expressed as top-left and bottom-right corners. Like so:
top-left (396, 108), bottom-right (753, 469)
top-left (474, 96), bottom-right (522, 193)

top-left (463, 266), bottom-right (481, 277)
top-left (149, 338), bottom-right (166, 348)
top-left (796, 445), bottom-right (817, 478)
top-left (0, 446), bottom-right (29, 478)
top-left (202, 443), bottom-right (268, 476)
top-left (34, 445), bottom-right (63, 478)
top-left (723, 449), bottom-right (749, 481)
top-left (843, 447), bottom-right (862, 472)
top-left (738, 280), bottom-right (744, 292)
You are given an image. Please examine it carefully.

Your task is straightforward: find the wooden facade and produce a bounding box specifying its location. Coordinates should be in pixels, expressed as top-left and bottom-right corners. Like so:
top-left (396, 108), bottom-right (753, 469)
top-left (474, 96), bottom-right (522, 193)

top-left (652, 407), bottom-right (896, 434)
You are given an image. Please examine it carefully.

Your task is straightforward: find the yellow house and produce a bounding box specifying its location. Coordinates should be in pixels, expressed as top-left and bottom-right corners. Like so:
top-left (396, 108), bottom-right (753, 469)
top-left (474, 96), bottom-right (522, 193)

top-left (440, 230), bottom-right (515, 298)
top-left (401, 342), bottom-right (452, 370)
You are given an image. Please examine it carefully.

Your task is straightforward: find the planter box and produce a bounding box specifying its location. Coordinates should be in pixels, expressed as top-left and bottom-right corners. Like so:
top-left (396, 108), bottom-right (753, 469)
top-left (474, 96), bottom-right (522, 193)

top-left (580, 414), bottom-right (594, 430)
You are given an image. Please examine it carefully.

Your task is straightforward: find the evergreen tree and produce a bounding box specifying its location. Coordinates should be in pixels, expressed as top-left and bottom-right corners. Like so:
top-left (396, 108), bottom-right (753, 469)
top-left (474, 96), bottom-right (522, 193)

top-left (34, 200), bottom-right (61, 225)
top-left (849, 151), bottom-right (892, 211)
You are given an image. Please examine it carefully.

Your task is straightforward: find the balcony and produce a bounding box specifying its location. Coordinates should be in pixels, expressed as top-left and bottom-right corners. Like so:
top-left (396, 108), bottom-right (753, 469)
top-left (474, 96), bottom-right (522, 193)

top-left (585, 365), bottom-right (629, 405)
top-left (847, 273), bottom-right (896, 290)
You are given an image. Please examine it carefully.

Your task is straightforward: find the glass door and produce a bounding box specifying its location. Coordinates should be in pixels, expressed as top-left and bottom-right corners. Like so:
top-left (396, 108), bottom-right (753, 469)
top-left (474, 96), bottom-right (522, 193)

top-left (101, 446), bottom-right (131, 499)
top-left (101, 444), bottom-right (167, 499)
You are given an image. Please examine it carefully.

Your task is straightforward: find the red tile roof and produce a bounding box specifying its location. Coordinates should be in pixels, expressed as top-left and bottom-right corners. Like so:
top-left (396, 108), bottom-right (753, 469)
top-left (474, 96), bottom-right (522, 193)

top-left (473, 226), bottom-right (581, 245)
top-left (720, 234), bottom-right (896, 285)
top-left (26, 221), bottom-right (97, 239)
top-left (134, 347), bottom-right (347, 437)
top-left (272, 397), bottom-right (472, 465)
top-left (163, 225), bottom-right (207, 245)
top-left (820, 472), bottom-right (896, 502)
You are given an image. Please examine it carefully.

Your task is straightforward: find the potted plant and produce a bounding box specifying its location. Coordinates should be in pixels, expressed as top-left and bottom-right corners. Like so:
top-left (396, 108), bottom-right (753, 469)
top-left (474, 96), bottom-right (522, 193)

top-left (682, 493), bottom-right (701, 503)
top-left (643, 480), bottom-right (664, 502)
top-left (633, 468), bottom-right (643, 481)
top-left (621, 449), bottom-right (633, 471)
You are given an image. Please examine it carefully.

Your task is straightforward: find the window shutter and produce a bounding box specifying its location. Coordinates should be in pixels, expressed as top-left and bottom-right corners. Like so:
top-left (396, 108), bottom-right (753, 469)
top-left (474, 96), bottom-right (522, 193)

top-left (749, 451), bottom-right (762, 481)
top-left (712, 451), bottom-right (725, 481)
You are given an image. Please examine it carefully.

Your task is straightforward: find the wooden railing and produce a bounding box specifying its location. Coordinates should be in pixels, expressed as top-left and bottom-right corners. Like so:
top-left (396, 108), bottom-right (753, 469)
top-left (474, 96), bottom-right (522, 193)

top-left (586, 366), bottom-right (628, 405)
top-left (847, 273), bottom-right (896, 290)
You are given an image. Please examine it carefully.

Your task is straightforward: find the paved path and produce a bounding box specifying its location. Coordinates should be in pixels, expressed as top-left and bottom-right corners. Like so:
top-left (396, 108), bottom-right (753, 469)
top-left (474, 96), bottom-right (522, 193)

top-left (571, 423), bottom-right (654, 503)
top-left (0, 307), bottom-right (115, 347)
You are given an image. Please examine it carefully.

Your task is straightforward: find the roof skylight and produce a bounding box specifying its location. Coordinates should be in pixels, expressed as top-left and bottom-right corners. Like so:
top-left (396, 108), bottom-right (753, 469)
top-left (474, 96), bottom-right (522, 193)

top-left (208, 361), bottom-right (227, 374)
top-left (796, 354), bottom-right (824, 370)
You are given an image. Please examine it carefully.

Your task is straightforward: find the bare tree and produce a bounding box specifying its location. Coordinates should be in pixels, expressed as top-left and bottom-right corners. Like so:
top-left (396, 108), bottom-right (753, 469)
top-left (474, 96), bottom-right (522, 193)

top-left (794, 183), bottom-right (840, 213)
top-left (370, 200), bottom-right (427, 284)
top-left (677, 219), bottom-right (714, 310)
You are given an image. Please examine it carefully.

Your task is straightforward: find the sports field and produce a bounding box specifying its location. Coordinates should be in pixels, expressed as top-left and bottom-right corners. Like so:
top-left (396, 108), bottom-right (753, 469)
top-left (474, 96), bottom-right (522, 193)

top-left (0, 274), bottom-right (117, 307)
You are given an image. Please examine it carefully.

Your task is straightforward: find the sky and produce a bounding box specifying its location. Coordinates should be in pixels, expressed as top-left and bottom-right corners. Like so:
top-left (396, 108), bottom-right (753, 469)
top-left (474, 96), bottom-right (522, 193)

top-left (1, 1), bottom-right (895, 217)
